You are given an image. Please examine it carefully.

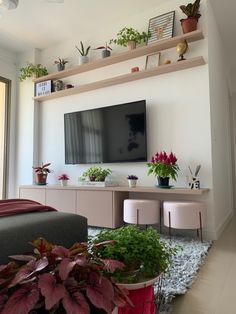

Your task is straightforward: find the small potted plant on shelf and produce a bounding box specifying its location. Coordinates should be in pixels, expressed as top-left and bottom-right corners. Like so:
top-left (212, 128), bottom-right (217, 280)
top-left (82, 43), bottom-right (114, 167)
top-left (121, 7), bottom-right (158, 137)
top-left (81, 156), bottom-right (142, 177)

top-left (0, 237), bottom-right (129, 313)
top-left (179, 0), bottom-right (201, 33)
top-left (19, 63), bottom-right (48, 81)
top-left (92, 225), bottom-right (176, 312)
top-left (127, 174), bottom-right (138, 188)
top-left (54, 57), bottom-right (69, 71)
top-left (58, 173), bottom-right (69, 186)
top-left (75, 41), bottom-right (91, 64)
top-left (110, 27), bottom-right (151, 50)
top-left (32, 162), bottom-right (51, 185)
top-left (82, 166), bottom-right (112, 182)
top-left (147, 150), bottom-right (180, 188)
top-left (94, 42), bottom-right (112, 58)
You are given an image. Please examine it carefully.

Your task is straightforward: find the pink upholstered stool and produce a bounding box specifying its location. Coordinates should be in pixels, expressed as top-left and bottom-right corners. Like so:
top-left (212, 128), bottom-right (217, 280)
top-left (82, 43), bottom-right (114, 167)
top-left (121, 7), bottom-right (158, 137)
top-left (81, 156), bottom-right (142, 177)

top-left (163, 201), bottom-right (205, 241)
top-left (123, 199), bottom-right (161, 227)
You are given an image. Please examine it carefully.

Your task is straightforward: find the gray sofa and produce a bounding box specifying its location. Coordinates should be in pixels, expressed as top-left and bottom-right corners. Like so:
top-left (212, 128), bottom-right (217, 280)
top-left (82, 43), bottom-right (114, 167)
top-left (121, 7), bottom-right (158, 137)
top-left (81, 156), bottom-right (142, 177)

top-left (0, 211), bottom-right (87, 264)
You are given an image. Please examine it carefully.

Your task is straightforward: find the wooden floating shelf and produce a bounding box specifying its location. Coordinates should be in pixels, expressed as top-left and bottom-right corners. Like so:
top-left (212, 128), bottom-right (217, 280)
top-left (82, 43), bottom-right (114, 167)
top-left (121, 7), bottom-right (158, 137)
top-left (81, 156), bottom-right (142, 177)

top-left (33, 30), bottom-right (204, 83)
top-left (33, 56), bottom-right (205, 102)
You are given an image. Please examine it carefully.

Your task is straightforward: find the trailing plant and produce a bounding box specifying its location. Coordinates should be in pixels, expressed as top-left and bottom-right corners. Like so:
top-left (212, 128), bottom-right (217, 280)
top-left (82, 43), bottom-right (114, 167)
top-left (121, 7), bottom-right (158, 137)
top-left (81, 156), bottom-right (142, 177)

top-left (75, 41), bottom-right (91, 56)
top-left (0, 238), bottom-right (129, 313)
top-left (54, 57), bottom-right (69, 66)
top-left (147, 151), bottom-right (180, 181)
top-left (92, 225), bottom-right (176, 284)
top-left (82, 166), bottom-right (112, 182)
top-left (32, 162), bottom-right (51, 175)
top-left (110, 27), bottom-right (151, 47)
top-left (180, 0), bottom-right (201, 19)
top-left (19, 63), bottom-right (48, 81)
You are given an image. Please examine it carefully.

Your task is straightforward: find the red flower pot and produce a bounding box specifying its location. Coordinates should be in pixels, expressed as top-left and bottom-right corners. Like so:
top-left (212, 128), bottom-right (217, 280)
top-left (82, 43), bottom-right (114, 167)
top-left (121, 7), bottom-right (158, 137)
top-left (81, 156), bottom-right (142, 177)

top-left (35, 173), bottom-right (48, 185)
top-left (180, 17), bottom-right (198, 33)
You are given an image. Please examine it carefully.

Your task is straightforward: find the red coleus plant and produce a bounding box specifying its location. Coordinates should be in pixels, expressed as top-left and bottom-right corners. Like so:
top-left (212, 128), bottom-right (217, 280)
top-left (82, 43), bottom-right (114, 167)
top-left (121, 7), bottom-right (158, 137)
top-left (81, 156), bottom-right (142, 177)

top-left (0, 238), bottom-right (130, 314)
top-left (58, 174), bottom-right (69, 181)
top-left (147, 150), bottom-right (179, 181)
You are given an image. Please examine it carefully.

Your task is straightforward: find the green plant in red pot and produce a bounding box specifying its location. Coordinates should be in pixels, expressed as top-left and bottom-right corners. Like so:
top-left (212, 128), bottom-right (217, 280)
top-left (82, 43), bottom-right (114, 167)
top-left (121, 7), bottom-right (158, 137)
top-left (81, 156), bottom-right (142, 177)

top-left (180, 0), bottom-right (201, 33)
top-left (33, 162), bottom-right (51, 185)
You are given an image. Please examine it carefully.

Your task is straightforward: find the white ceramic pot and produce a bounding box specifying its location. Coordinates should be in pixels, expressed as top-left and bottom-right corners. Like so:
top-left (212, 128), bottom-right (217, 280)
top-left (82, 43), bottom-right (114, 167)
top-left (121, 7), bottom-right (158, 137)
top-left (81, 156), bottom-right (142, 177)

top-left (60, 180), bottom-right (68, 187)
top-left (79, 55), bottom-right (89, 65)
top-left (128, 179), bottom-right (137, 188)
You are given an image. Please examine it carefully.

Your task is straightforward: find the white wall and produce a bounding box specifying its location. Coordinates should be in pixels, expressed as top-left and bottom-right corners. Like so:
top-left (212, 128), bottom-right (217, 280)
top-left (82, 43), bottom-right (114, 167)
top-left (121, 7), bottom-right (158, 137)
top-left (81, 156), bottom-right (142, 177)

top-left (0, 47), bottom-right (17, 197)
top-left (207, 1), bottom-right (234, 237)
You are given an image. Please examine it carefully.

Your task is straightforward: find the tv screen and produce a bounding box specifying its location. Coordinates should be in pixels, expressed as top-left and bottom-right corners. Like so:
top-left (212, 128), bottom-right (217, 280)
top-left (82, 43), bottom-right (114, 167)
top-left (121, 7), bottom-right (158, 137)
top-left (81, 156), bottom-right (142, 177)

top-left (64, 100), bottom-right (147, 164)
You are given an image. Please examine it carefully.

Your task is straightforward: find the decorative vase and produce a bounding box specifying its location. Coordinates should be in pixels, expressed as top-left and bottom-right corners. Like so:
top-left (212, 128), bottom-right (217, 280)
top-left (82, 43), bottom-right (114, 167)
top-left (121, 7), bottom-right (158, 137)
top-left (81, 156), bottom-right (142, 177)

top-left (79, 55), bottom-right (89, 65)
top-left (128, 179), bottom-right (137, 188)
top-left (180, 17), bottom-right (198, 33)
top-left (157, 176), bottom-right (169, 187)
top-left (35, 173), bottom-right (47, 185)
top-left (60, 180), bottom-right (68, 187)
top-left (128, 41), bottom-right (136, 50)
top-left (102, 49), bottom-right (111, 58)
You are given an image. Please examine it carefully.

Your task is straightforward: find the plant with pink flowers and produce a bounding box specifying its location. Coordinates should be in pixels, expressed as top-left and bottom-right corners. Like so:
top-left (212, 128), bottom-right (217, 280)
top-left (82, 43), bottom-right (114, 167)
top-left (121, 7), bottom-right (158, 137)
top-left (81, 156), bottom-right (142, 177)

top-left (58, 173), bottom-right (69, 181)
top-left (147, 150), bottom-right (179, 180)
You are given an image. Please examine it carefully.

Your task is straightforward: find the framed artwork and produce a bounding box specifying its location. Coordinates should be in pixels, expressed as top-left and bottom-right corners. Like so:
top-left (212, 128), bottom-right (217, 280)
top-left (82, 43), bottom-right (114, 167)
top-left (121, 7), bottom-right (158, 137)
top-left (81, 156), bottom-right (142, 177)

top-left (35, 80), bottom-right (53, 97)
top-left (145, 52), bottom-right (161, 70)
top-left (147, 11), bottom-right (175, 45)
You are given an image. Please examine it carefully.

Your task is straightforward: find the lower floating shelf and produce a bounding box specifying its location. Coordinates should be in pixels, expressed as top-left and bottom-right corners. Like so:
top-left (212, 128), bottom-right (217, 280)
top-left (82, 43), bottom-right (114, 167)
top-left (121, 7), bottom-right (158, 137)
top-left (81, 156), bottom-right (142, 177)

top-left (33, 56), bottom-right (205, 102)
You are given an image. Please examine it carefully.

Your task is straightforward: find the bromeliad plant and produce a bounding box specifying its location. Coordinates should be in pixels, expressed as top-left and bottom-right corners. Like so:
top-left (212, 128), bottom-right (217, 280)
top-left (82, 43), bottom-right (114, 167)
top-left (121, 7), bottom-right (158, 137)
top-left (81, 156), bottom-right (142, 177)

top-left (0, 238), bottom-right (129, 313)
top-left (147, 151), bottom-right (179, 181)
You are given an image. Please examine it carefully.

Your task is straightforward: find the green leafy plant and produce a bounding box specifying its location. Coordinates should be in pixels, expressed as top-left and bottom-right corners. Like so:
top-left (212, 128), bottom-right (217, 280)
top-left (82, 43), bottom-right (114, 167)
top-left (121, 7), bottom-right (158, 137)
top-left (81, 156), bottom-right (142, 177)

top-left (92, 225), bottom-right (176, 283)
top-left (75, 41), bottom-right (91, 56)
top-left (54, 57), bottom-right (68, 66)
top-left (110, 27), bottom-right (151, 47)
top-left (0, 237), bottom-right (128, 313)
top-left (82, 166), bottom-right (112, 182)
top-left (19, 63), bottom-right (48, 81)
top-left (180, 0), bottom-right (201, 19)
top-left (147, 151), bottom-right (180, 181)
top-left (32, 162), bottom-right (51, 174)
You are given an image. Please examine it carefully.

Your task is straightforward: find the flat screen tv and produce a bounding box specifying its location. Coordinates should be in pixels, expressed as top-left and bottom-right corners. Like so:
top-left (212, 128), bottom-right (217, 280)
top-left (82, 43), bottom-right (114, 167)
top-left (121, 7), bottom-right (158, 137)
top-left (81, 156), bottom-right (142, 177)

top-left (64, 100), bottom-right (147, 164)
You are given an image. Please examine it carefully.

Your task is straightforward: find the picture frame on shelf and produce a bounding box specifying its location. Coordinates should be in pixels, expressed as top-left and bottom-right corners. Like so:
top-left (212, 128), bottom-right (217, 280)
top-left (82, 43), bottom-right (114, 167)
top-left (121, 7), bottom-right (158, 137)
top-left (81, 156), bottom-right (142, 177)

top-left (35, 80), bottom-right (53, 97)
top-left (147, 11), bottom-right (175, 45)
top-left (145, 52), bottom-right (161, 70)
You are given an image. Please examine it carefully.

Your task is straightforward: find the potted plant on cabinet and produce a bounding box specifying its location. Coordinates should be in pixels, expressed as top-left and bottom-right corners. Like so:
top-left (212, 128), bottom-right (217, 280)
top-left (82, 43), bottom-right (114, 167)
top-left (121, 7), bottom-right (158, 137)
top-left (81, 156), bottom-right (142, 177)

top-left (0, 237), bottom-right (129, 313)
top-left (54, 57), bottom-right (69, 71)
top-left (110, 27), bottom-right (151, 50)
top-left (94, 43), bottom-right (112, 58)
top-left (82, 166), bottom-right (112, 182)
top-left (32, 162), bottom-right (51, 185)
top-left (75, 41), bottom-right (91, 64)
top-left (58, 173), bottom-right (69, 186)
top-left (147, 150), bottom-right (179, 188)
top-left (127, 174), bottom-right (138, 188)
top-left (179, 0), bottom-right (201, 33)
top-left (19, 63), bottom-right (48, 81)
top-left (92, 225), bottom-right (176, 313)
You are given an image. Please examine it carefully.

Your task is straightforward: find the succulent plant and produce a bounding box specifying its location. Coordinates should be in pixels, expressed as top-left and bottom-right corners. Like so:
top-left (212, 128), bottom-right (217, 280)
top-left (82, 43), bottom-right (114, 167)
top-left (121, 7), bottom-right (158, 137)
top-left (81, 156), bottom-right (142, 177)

top-left (75, 41), bottom-right (91, 56)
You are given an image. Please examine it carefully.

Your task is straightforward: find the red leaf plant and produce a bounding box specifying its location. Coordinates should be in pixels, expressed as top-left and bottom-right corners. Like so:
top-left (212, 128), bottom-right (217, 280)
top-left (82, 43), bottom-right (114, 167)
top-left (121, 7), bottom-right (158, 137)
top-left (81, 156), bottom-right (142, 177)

top-left (0, 237), bottom-right (129, 313)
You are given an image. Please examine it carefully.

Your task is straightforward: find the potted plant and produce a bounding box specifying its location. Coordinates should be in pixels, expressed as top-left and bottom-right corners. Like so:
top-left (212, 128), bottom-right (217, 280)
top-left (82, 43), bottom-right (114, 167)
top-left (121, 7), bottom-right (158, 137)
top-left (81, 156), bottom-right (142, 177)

top-left (82, 166), bottom-right (112, 182)
top-left (92, 225), bottom-right (176, 312)
top-left (19, 63), bottom-right (48, 81)
top-left (94, 43), bottom-right (112, 58)
top-left (127, 174), bottom-right (138, 188)
top-left (147, 151), bottom-right (180, 187)
top-left (58, 173), bottom-right (69, 186)
top-left (0, 237), bottom-right (129, 313)
top-left (54, 57), bottom-right (68, 71)
top-left (32, 162), bottom-right (51, 185)
top-left (110, 27), bottom-right (151, 50)
top-left (179, 0), bottom-right (201, 33)
top-left (75, 41), bottom-right (91, 64)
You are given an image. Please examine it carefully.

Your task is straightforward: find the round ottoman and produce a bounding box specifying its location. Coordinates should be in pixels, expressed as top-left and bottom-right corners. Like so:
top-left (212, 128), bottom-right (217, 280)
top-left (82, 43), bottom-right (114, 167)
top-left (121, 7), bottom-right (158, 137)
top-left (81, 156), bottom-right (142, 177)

top-left (123, 199), bottom-right (161, 227)
top-left (163, 201), bottom-right (205, 241)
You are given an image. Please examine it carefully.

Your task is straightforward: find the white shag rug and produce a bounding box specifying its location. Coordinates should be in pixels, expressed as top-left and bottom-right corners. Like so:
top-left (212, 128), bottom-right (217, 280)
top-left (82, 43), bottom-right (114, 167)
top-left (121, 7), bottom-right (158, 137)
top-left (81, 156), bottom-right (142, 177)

top-left (88, 227), bottom-right (212, 313)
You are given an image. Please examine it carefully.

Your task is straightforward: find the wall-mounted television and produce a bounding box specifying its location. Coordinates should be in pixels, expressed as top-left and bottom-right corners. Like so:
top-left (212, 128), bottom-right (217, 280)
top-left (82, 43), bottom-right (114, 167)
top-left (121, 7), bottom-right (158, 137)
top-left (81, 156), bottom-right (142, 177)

top-left (64, 100), bottom-right (147, 164)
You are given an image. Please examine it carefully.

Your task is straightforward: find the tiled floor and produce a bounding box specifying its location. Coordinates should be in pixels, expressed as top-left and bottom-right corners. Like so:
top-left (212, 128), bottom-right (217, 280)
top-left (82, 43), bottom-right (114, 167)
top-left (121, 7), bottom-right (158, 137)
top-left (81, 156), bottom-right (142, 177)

top-left (171, 214), bottom-right (236, 314)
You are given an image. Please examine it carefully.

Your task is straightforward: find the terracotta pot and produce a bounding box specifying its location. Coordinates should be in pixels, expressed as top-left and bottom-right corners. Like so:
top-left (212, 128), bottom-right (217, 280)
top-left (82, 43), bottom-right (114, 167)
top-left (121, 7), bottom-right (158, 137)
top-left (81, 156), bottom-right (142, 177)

top-left (35, 173), bottom-right (47, 185)
top-left (180, 17), bottom-right (198, 33)
top-left (128, 41), bottom-right (136, 50)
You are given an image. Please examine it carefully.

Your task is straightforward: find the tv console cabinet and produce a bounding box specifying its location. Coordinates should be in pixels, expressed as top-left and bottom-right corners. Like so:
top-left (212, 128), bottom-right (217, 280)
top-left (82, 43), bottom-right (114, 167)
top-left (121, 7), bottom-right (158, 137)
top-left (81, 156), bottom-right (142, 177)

top-left (19, 185), bottom-right (209, 228)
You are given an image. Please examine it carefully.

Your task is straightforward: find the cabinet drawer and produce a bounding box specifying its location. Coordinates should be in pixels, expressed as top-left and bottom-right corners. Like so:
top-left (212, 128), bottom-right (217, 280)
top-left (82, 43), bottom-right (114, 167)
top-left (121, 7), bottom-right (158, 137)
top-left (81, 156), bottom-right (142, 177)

top-left (19, 188), bottom-right (46, 204)
top-left (46, 189), bottom-right (76, 214)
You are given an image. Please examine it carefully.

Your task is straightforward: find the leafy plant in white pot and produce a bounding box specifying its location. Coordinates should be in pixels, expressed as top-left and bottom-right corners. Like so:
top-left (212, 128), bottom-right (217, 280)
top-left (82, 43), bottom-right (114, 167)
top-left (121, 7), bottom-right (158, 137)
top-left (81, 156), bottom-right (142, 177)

top-left (58, 173), bottom-right (69, 186)
top-left (75, 41), bottom-right (91, 64)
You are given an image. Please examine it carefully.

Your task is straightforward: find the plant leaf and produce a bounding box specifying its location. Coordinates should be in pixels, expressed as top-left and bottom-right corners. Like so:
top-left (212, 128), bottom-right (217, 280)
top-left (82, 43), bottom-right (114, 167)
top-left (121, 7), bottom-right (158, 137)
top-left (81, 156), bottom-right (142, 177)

top-left (58, 258), bottom-right (76, 281)
top-left (9, 255), bottom-right (36, 262)
top-left (86, 272), bottom-right (114, 313)
top-left (52, 246), bottom-right (70, 258)
top-left (1, 283), bottom-right (39, 314)
top-left (31, 238), bottom-right (54, 255)
top-left (38, 273), bottom-right (66, 310)
top-left (63, 291), bottom-right (90, 314)
top-left (0, 294), bottom-right (8, 312)
top-left (100, 258), bottom-right (124, 273)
